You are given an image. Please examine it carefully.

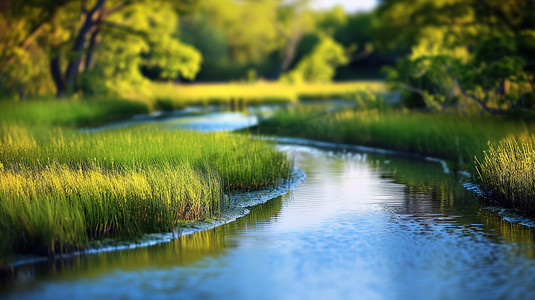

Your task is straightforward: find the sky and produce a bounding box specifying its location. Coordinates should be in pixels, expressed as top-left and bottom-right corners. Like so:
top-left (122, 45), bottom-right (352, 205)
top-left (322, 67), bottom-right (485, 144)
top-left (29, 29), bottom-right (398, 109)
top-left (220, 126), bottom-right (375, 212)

top-left (311, 0), bottom-right (378, 13)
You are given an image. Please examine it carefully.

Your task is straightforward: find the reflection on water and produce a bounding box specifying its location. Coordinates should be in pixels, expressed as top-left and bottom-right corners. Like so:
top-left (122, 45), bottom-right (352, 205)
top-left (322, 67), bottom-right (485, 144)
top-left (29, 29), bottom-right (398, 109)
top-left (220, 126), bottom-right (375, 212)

top-left (2, 144), bottom-right (535, 299)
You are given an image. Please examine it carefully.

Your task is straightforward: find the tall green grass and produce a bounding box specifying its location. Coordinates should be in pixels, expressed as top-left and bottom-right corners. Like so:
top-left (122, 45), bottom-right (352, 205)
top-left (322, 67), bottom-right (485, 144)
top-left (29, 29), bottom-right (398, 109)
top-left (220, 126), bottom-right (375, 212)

top-left (0, 121), bottom-right (290, 260)
top-left (476, 136), bottom-right (535, 215)
top-left (0, 125), bottom-right (290, 190)
top-left (258, 107), bottom-right (533, 171)
top-left (0, 163), bottom-right (221, 256)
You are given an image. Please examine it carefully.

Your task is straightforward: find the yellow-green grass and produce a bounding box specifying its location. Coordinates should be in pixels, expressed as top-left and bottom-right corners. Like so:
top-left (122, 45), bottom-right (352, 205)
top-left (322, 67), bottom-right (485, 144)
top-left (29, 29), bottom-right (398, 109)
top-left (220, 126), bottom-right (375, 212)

top-left (476, 136), bottom-right (535, 215)
top-left (0, 123), bottom-right (290, 260)
top-left (0, 163), bottom-right (221, 257)
top-left (0, 125), bottom-right (290, 190)
top-left (149, 81), bottom-right (384, 110)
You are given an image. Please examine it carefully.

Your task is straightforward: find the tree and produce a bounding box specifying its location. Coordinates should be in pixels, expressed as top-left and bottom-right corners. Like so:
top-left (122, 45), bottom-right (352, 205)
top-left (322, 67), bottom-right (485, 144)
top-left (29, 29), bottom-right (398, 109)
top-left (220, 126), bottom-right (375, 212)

top-left (83, 1), bottom-right (201, 95)
top-left (0, 0), bottom-right (202, 97)
top-left (281, 35), bottom-right (348, 83)
top-left (377, 0), bottom-right (535, 113)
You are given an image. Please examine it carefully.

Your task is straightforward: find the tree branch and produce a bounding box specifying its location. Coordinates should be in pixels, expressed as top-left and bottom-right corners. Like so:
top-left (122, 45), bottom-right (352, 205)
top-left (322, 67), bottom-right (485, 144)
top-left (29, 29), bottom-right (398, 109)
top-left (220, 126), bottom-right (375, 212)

top-left (101, 20), bottom-right (150, 42)
top-left (64, 0), bottom-right (106, 87)
top-left (454, 77), bottom-right (505, 114)
top-left (350, 49), bottom-right (372, 63)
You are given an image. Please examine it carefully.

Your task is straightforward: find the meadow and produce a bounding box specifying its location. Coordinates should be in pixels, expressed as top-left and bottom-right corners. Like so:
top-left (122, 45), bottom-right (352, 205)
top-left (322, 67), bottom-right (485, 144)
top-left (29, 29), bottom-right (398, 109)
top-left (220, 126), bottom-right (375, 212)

top-left (147, 81), bottom-right (384, 110)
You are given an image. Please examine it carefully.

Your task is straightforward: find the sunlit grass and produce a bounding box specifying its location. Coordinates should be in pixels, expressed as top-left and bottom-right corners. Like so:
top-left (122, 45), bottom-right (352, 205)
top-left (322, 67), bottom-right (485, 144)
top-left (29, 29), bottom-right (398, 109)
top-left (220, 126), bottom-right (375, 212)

top-left (0, 122), bottom-right (290, 259)
top-left (148, 81), bottom-right (384, 110)
top-left (476, 136), bottom-right (535, 216)
top-left (0, 125), bottom-right (290, 190)
top-left (0, 163), bottom-right (221, 256)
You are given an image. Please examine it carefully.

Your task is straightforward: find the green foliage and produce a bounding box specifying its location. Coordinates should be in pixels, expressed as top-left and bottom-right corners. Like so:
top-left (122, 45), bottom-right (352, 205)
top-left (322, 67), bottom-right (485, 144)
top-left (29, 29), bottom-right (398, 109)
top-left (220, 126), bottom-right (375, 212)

top-left (281, 36), bottom-right (348, 83)
top-left (0, 0), bottom-right (370, 94)
top-left (0, 0), bottom-right (203, 98)
top-left (385, 54), bottom-right (459, 110)
top-left (0, 16), bottom-right (54, 97)
top-left (84, 2), bottom-right (202, 95)
top-left (315, 5), bottom-right (347, 35)
top-left (194, 0), bottom-right (281, 64)
top-left (377, 0), bottom-right (535, 114)
top-left (334, 12), bottom-right (373, 48)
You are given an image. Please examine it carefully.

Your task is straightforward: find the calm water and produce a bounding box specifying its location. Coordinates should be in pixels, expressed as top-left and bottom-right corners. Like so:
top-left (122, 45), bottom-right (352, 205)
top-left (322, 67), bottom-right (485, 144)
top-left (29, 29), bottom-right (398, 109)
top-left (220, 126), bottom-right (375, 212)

top-left (2, 114), bottom-right (535, 299)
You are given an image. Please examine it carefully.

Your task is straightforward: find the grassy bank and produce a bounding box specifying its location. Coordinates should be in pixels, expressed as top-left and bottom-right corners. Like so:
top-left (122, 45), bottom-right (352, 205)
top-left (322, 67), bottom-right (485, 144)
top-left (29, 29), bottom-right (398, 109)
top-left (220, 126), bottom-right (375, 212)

top-left (148, 81), bottom-right (384, 110)
top-left (259, 108), bottom-right (533, 169)
top-left (257, 106), bottom-right (535, 215)
top-left (0, 99), bottom-right (291, 261)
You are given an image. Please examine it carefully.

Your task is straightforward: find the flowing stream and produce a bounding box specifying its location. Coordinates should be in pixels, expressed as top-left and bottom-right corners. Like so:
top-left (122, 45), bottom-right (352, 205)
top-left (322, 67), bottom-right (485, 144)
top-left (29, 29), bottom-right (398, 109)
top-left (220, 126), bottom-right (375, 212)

top-left (2, 110), bottom-right (535, 299)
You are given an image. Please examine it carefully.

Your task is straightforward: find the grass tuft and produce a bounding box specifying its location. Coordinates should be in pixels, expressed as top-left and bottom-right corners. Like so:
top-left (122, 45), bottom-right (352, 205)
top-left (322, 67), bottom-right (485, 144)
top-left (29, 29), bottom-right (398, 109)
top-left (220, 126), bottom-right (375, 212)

top-left (476, 136), bottom-right (535, 215)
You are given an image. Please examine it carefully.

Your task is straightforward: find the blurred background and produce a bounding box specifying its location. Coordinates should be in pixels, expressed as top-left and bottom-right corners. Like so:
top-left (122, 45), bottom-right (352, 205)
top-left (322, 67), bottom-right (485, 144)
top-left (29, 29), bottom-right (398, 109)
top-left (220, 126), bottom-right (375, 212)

top-left (1, 0), bottom-right (533, 115)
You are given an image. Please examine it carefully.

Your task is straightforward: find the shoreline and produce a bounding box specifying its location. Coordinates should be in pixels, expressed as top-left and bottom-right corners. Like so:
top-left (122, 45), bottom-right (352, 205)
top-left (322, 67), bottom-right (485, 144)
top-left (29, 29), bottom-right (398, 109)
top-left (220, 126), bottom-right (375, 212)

top-left (5, 167), bottom-right (306, 269)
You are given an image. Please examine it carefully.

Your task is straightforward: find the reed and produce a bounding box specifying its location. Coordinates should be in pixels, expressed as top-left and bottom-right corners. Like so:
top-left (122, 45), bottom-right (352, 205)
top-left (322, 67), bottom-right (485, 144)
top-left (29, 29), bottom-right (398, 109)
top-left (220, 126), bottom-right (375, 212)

top-left (476, 136), bottom-right (535, 215)
top-left (0, 163), bottom-right (221, 256)
top-left (258, 107), bottom-right (534, 171)
top-left (264, 109), bottom-right (505, 167)
top-left (0, 125), bottom-right (290, 190)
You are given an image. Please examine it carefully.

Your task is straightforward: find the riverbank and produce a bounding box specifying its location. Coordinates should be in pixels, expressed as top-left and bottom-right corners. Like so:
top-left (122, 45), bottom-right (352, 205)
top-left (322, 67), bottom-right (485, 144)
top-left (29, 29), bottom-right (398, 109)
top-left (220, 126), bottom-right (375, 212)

top-left (0, 101), bottom-right (291, 263)
top-left (256, 107), bottom-right (535, 216)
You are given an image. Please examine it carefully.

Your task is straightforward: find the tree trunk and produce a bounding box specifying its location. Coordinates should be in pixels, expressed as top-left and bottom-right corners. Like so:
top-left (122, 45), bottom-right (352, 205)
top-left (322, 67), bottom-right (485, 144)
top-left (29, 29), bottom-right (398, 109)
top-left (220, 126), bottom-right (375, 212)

top-left (272, 34), bottom-right (300, 79)
top-left (499, 79), bottom-right (509, 95)
top-left (0, 0), bottom-right (11, 15)
top-left (84, 22), bottom-right (101, 70)
top-left (50, 53), bottom-right (65, 97)
top-left (64, 0), bottom-right (106, 89)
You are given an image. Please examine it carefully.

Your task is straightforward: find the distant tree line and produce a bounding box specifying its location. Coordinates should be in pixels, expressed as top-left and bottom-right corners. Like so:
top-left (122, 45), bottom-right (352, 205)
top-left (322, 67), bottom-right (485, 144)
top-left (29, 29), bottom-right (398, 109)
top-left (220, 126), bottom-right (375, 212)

top-left (2, 0), bottom-right (532, 115)
top-left (0, 0), bottom-right (372, 98)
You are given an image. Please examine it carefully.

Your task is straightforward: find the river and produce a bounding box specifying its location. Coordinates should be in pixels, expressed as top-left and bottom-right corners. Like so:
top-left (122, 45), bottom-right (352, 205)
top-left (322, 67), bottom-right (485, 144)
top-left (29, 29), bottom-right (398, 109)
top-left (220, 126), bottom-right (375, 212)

top-left (2, 110), bottom-right (535, 299)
